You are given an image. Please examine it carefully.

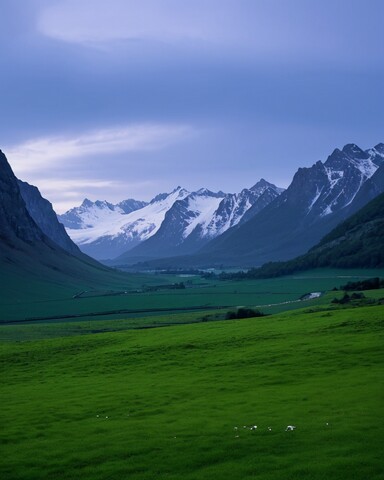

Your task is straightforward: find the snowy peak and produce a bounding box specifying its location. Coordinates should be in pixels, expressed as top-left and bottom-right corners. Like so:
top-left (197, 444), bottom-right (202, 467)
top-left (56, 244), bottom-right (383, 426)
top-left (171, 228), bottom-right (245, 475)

top-left (59, 187), bottom-right (191, 259)
top-left (249, 178), bottom-right (285, 196)
top-left (115, 179), bottom-right (283, 261)
top-left (341, 143), bottom-right (367, 159)
top-left (366, 143), bottom-right (384, 163)
top-left (150, 186), bottom-right (189, 204)
top-left (59, 197), bottom-right (147, 230)
top-left (116, 198), bottom-right (149, 214)
top-left (285, 143), bottom-right (382, 219)
top-left (62, 179), bottom-right (284, 261)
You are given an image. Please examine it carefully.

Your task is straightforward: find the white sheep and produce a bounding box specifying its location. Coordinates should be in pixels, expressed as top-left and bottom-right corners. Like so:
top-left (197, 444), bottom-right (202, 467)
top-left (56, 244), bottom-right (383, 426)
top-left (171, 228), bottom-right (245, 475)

top-left (285, 425), bottom-right (296, 431)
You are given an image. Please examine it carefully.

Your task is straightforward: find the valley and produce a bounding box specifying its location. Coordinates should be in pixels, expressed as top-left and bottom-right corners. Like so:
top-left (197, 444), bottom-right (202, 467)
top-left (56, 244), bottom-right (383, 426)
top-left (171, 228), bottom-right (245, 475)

top-left (1, 145), bottom-right (383, 478)
top-left (2, 3), bottom-right (383, 479)
top-left (1, 277), bottom-right (383, 479)
top-left (2, 267), bottom-right (383, 325)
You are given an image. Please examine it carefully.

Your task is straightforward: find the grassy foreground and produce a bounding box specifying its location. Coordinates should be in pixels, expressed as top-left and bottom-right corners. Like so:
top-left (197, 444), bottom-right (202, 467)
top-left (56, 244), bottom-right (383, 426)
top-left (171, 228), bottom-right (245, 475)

top-left (1, 299), bottom-right (383, 479)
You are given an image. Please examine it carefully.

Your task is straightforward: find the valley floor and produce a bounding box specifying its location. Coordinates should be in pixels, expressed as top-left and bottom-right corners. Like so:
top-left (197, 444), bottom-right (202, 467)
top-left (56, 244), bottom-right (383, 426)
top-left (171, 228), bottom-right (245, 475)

top-left (1, 283), bottom-right (383, 479)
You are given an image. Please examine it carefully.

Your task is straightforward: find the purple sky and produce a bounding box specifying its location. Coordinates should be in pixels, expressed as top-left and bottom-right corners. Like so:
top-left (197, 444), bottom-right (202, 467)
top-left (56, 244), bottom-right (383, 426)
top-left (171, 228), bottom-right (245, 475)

top-left (1, 0), bottom-right (383, 213)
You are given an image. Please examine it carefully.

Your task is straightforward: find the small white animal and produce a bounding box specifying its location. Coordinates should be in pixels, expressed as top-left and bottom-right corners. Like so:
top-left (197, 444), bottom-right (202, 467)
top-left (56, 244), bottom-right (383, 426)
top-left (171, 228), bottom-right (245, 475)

top-left (285, 425), bottom-right (296, 431)
top-left (268, 427), bottom-right (272, 431)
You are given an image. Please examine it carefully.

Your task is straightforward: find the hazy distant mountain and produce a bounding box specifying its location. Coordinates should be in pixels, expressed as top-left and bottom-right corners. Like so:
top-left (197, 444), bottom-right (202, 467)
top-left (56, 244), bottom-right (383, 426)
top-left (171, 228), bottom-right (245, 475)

top-left (59, 187), bottom-right (190, 259)
top-left (61, 180), bottom-right (283, 261)
top-left (59, 198), bottom-right (148, 230)
top-left (18, 179), bottom-right (82, 257)
top-left (115, 180), bottom-right (283, 262)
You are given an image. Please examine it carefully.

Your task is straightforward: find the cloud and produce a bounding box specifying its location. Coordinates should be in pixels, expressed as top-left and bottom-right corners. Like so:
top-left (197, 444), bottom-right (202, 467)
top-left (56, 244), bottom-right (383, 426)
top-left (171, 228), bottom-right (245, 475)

top-left (38, 0), bottom-right (233, 46)
top-left (6, 123), bottom-right (196, 175)
top-left (34, 178), bottom-right (121, 211)
top-left (36, 0), bottom-right (384, 68)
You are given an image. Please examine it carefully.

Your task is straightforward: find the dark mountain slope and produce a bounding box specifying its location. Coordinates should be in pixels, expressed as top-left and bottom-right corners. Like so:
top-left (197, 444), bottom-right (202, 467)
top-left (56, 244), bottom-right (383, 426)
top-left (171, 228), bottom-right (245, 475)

top-left (18, 179), bottom-right (82, 256)
top-left (0, 150), bottom-right (129, 297)
top-left (238, 192), bottom-right (384, 277)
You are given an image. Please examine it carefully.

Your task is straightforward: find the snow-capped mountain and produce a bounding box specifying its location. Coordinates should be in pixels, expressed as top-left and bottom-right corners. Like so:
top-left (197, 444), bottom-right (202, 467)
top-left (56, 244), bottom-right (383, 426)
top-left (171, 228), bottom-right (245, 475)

top-left (117, 180), bottom-right (283, 262)
top-left (59, 187), bottom-right (190, 259)
top-left (194, 143), bottom-right (384, 267)
top-left (59, 198), bottom-right (148, 230)
top-left (60, 180), bottom-right (283, 261)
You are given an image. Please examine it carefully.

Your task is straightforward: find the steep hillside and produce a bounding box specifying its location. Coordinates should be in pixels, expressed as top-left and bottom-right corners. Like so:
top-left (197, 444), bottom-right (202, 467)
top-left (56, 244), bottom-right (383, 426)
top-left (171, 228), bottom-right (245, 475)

top-left (18, 179), bottom-right (82, 257)
top-left (236, 192), bottom-right (384, 278)
top-left (0, 150), bottom-right (130, 299)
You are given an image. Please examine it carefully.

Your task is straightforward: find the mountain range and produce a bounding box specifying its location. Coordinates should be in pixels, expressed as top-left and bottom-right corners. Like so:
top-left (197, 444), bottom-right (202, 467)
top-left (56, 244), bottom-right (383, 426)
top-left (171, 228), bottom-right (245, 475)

top-left (189, 143), bottom-right (384, 267)
top-left (116, 143), bottom-right (384, 269)
top-left (232, 191), bottom-right (384, 279)
top-left (59, 180), bottom-right (283, 260)
top-left (2, 142), bottom-right (383, 279)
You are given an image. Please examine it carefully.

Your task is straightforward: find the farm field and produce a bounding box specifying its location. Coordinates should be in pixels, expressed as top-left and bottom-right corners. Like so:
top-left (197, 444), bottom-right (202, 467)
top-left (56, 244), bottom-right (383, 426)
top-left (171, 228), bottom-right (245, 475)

top-left (1, 268), bottom-right (383, 323)
top-left (1, 286), bottom-right (384, 479)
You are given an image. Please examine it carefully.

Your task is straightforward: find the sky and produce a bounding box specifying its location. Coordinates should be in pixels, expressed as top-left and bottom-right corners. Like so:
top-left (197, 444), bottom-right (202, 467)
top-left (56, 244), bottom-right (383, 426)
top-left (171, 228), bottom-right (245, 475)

top-left (1, 0), bottom-right (383, 213)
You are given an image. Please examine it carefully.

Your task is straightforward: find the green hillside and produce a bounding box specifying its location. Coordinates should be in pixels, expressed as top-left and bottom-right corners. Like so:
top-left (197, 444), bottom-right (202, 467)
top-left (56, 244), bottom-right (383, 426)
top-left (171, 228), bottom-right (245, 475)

top-left (1, 294), bottom-right (383, 479)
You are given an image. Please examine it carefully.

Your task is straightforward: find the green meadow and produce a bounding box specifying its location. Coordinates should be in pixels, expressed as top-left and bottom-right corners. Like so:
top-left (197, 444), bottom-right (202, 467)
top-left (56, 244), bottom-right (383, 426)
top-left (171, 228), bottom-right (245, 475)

top-left (1, 269), bottom-right (383, 479)
top-left (1, 268), bottom-right (383, 323)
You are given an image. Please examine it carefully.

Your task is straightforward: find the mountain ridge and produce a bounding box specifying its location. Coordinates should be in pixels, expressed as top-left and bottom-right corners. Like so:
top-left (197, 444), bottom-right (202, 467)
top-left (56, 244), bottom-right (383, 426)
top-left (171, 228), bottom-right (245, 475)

top-left (60, 180), bottom-right (284, 260)
top-left (126, 142), bottom-right (384, 270)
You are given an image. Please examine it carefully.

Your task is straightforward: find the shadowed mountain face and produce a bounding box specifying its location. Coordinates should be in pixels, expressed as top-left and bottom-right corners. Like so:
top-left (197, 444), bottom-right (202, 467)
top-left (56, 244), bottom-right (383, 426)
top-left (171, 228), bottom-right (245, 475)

top-left (0, 150), bottom-right (127, 292)
top-left (244, 191), bottom-right (384, 277)
top-left (0, 150), bottom-right (45, 247)
top-left (18, 179), bottom-right (82, 257)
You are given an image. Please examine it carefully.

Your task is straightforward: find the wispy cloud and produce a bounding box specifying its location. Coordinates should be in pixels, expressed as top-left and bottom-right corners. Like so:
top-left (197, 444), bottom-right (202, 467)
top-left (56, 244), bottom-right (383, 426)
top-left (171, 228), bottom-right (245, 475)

top-left (38, 0), bottom-right (227, 46)
top-left (6, 123), bottom-right (196, 175)
top-left (34, 177), bottom-right (144, 213)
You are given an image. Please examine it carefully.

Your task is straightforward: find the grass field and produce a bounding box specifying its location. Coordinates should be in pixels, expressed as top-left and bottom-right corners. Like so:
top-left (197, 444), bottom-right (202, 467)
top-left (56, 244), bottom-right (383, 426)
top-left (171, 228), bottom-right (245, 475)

top-left (1, 283), bottom-right (383, 479)
top-left (1, 268), bottom-right (383, 323)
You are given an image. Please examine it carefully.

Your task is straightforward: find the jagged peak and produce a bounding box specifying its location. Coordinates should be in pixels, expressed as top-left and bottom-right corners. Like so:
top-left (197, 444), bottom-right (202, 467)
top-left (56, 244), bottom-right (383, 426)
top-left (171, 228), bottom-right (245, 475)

top-left (250, 178), bottom-right (282, 192)
top-left (81, 198), bottom-right (94, 208)
top-left (192, 187), bottom-right (225, 197)
top-left (150, 186), bottom-right (189, 204)
top-left (369, 143), bottom-right (384, 158)
top-left (342, 143), bottom-right (367, 158)
top-left (342, 143), bottom-right (361, 153)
